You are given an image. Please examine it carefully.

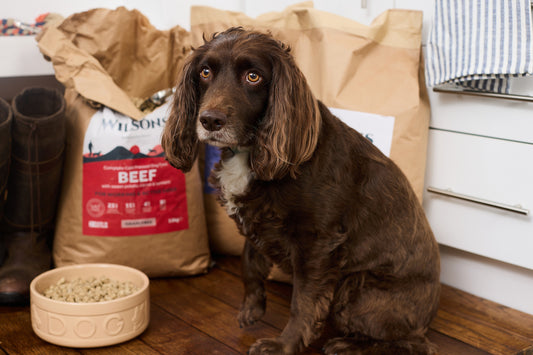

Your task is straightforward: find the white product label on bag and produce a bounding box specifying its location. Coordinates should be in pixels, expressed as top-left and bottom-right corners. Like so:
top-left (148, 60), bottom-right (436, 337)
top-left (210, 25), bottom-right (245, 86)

top-left (329, 107), bottom-right (395, 157)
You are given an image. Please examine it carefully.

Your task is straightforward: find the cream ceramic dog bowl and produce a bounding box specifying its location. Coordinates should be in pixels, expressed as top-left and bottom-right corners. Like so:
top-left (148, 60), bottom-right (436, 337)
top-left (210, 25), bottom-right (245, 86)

top-left (30, 263), bottom-right (149, 348)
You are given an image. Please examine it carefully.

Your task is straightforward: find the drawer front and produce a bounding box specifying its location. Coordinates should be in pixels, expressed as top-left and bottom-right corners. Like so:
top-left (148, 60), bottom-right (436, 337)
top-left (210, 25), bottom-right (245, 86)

top-left (423, 129), bottom-right (533, 270)
top-left (426, 79), bottom-right (533, 144)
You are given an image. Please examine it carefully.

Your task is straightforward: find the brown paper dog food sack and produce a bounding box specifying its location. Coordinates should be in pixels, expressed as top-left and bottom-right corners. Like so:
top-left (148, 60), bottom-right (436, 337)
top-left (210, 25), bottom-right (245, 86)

top-left (37, 7), bottom-right (210, 277)
top-left (190, 3), bottom-right (431, 272)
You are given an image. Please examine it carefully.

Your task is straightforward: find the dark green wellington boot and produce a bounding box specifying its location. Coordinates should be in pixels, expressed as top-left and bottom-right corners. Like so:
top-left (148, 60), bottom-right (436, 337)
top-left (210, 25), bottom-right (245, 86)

top-left (0, 98), bottom-right (13, 268)
top-left (0, 87), bottom-right (66, 305)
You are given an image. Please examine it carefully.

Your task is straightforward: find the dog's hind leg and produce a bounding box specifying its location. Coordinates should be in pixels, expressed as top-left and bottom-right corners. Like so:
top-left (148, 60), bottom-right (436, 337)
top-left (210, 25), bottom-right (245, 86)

top-left (326, 274), bottom-right (440, 355)
top-left (238, 240), bottom-right (273, 327)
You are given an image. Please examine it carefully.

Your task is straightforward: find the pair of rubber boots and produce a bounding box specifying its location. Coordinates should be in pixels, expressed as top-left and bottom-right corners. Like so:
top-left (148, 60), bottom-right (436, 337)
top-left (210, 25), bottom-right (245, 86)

top-left (0, 88), bottom-right (66, 305)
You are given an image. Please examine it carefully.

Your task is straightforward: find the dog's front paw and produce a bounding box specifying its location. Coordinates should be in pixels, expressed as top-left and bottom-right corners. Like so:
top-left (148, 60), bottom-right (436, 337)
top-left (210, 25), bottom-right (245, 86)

top-left (248, 338), bottom-right (291, 355)
top-left (238, 295), bottom-right (266, 327)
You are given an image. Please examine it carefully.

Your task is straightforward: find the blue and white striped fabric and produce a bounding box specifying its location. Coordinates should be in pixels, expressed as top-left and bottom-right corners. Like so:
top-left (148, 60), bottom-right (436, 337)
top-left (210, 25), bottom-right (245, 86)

top-left (426, 0), bottom-right (533, 93)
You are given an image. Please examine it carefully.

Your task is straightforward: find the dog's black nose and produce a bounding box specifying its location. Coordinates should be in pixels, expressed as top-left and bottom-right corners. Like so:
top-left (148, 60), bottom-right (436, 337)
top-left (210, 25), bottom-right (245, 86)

top-left (199, 110), bottom-right (227, 131)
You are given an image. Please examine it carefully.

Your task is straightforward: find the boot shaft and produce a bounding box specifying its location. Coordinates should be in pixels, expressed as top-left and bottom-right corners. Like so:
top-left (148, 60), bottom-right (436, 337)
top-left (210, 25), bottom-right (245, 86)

top-left (3, 88), bottom-right (66, 231)
top-left (11, 88), bottom-right (65, 162)
top-left (0, 97), bottom-right (12, 218)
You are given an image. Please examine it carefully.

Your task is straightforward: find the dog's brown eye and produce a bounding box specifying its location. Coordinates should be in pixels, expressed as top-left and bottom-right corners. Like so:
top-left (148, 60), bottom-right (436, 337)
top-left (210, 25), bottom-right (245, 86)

top-left (246, 72), bottom-right (261, 83)
top-left (200, 68), bottom-right (211, 79)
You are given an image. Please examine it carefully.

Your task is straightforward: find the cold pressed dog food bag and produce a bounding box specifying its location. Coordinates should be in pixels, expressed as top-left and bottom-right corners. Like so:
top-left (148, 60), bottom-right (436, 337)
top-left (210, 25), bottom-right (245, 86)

top-left (37, 7), bottom-right (210, 277)
top-left (191, 3), bottom-right (431, 274)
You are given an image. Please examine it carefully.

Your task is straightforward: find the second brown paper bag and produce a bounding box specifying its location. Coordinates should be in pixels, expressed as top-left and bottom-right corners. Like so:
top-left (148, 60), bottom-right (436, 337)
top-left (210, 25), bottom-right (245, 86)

top-left (192, 3), bottom-right (431, 273)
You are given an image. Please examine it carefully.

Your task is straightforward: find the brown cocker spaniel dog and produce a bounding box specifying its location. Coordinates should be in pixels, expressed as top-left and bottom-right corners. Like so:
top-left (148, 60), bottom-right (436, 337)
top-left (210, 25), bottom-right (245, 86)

top-left (162, 27), bottom-right (440, 355)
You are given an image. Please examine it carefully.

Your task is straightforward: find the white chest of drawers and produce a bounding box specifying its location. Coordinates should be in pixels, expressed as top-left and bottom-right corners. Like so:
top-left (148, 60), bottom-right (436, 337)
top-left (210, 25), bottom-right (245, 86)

top-left (424, 86), bottom-right (533, 269)
top-left (422, 83), bottom-right (533, 314)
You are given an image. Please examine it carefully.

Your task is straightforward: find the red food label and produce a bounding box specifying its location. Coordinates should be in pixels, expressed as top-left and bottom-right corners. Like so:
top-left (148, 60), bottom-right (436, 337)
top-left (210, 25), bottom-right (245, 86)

top-left (82, 103), bottom-right (188, 236)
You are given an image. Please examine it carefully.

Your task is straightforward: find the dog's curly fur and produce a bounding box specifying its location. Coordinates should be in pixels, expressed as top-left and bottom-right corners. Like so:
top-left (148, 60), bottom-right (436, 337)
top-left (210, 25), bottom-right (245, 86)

top-left (162, 27), bottom-right (441, 355)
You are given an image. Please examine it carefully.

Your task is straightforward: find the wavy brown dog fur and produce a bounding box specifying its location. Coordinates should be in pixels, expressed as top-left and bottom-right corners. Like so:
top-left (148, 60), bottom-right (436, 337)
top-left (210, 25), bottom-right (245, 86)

top-left (162, 27), bottom-right (440, 355)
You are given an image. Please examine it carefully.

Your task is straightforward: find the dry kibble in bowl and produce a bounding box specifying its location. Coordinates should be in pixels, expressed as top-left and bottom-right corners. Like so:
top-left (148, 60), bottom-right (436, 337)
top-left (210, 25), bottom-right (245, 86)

top-left (42, 276), bottom-right (139, 303)
top-left (31, 263), bottom-right (150, 348)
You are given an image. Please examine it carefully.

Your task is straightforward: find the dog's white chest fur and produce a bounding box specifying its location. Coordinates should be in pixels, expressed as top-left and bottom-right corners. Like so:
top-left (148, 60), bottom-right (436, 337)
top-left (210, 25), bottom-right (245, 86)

top-left (216, 150), bottom-right (252, 216)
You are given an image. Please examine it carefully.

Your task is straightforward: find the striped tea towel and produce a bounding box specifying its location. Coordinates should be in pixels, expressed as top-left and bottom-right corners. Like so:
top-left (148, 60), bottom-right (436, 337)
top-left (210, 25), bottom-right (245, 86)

top-left (426, 0), bottom-right (533, 93)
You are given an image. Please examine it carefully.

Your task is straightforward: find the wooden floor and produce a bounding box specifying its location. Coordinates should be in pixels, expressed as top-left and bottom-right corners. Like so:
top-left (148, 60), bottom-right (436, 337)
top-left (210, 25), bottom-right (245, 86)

top-left (1, 256), bottom-right (532, 355)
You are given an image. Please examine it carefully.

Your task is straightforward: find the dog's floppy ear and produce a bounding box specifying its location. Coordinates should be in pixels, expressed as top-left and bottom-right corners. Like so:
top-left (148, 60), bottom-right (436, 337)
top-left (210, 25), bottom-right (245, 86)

top-left (161, 55), bottom-right (200, 172)
top-left (251, 48), bottom-right (321, 180)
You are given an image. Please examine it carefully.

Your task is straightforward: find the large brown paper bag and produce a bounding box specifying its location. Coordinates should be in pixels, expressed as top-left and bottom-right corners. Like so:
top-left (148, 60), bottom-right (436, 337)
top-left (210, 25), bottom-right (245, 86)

top-left (37, 7), bottom-right (210, 277)
top-left (191, 4), bottom-right (430, 273)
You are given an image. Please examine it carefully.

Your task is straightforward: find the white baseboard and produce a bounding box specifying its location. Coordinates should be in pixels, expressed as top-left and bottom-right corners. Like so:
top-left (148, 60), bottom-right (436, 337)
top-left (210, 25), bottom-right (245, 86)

top-left (440, 244), bottom-right (533, 315)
